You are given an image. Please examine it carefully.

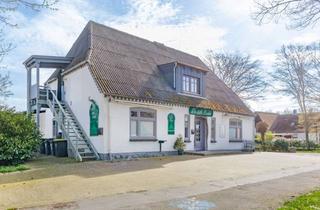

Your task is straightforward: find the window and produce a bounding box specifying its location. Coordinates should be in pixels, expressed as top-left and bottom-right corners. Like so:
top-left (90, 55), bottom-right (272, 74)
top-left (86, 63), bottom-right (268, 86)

top-left (211, 117), bottom-right (216, 143)
top-left (182, 75), bottom-right (200, 94)
top-left (184, 114), bottom-right (190, 141)
top-left (130, 108), bottom-right (156, 140)
top-left (229, 119), bottom-right (242, 141)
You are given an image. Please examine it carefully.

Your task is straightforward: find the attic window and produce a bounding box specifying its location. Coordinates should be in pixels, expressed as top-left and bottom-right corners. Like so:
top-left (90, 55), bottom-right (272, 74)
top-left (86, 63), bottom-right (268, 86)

top-left (182, 75), bottom-right (200, 94)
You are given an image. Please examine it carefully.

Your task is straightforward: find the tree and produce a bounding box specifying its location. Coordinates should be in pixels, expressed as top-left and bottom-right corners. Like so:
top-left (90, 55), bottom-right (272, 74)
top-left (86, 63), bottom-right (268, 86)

top-left (253, 0), bottom-right (320, 29)
top-left (204, 51), bottom-right (268, 101)
top-left (256, 121), bottom-right (269, 142)
top-left (0, 37), bottom-right (12, 102)
top-left (0, 0), bottom-right (58, 101)
top-left (272, 43), bottom-right (320, 149)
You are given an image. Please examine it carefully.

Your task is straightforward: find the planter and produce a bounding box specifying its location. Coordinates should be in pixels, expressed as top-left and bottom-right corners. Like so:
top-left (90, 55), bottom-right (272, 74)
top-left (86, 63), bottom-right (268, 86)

top-left (53, 139), bottom-right (68, 157)
top-left (177, 150), bottom-right (184, 155)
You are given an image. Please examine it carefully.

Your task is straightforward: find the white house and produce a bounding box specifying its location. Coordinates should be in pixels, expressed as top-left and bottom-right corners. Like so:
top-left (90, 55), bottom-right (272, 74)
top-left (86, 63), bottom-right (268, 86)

top-left (24, 21), bottom-right (255, 161)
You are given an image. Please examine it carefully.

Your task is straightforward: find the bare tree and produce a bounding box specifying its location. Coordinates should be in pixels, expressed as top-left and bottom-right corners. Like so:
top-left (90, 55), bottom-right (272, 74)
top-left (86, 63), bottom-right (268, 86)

top-left (273, 43), bottom-right (320, 148)
top-left (256, 121), bottom-right (269, 142)
top-left (253, 0), bottom-right (320, 29)
top-left (0, 0), bottom-right (58, 101)
top-left (0, 0), bottom-right (58, 26)
top-left (204, 51), bottom-right (268, 101)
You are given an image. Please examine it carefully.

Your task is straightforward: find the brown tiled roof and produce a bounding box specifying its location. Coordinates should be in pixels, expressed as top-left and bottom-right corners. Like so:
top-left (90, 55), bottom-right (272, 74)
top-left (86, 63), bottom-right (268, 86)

top-left (61, 21), bottom-right (253, 115)
top-left (255, 112), bottom-right (279, 128)
top-left (270, 114), bottom-right (302, 133)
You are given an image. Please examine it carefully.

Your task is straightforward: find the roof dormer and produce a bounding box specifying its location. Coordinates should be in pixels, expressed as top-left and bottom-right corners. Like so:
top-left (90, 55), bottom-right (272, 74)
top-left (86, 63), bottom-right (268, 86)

top-left (158, 62), bottom-right (207, 98)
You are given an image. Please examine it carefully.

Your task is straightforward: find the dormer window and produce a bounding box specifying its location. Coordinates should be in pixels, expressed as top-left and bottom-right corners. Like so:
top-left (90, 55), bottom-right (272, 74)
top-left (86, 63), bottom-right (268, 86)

top-left (182, 75), bottom-right (200, 94)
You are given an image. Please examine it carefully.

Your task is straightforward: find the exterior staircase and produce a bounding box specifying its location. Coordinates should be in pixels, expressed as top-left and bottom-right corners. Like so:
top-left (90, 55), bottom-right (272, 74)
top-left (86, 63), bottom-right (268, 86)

top-left (43, 87), bottom-right (99, 161)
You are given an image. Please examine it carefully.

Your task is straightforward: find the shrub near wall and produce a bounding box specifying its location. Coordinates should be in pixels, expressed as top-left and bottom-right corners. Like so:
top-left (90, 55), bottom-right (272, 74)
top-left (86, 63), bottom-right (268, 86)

top-left (0, 107), bottom-right (41, 165)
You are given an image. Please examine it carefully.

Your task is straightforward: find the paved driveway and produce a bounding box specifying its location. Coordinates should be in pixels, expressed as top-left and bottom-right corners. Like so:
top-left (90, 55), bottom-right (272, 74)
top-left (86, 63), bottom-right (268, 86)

top-left (1, 152), bottom-right (320, 209)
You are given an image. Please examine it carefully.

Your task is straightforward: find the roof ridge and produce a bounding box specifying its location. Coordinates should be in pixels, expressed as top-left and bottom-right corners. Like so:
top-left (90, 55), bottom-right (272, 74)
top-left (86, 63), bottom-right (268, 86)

top-left (89, 20), bottom-right (208, 68)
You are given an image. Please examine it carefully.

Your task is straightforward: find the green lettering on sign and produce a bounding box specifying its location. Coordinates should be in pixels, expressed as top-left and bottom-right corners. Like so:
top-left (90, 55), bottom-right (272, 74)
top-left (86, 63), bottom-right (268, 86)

top-left (89, 100), bottom-right (99, 136)
top-left (189, 107), bottom-right (213, 117)
top-left (167, 113), bottom-right (175, 135)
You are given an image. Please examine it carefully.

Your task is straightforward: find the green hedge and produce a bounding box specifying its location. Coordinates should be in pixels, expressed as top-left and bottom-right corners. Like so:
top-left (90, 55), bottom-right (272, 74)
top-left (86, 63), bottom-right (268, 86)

top-left (256, 139), bottom-right (319, 152)
top-left (0, 107), bottom-right (41, 165)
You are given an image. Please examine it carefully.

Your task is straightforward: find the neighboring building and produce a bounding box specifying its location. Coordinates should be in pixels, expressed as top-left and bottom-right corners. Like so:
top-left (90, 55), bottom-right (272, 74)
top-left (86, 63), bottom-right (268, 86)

top-left (255, 111), bottom-right (320, 142)
top-left (24, 21), bottom-right (255, 161)
top-left (255, 112), bottom-right (278, 130)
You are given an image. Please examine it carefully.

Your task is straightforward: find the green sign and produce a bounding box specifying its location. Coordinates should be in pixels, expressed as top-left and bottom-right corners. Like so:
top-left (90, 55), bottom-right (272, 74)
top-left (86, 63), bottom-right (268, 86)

top-left (89, 100), bottom-right (99, 136)
top-left (189, 107), bottom-right (213, 117)
top-left (167, 113), bottom-right (175, 135)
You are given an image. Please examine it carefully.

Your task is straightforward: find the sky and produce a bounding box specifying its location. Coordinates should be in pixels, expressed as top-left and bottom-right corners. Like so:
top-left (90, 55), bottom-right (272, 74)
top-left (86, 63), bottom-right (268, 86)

top-left (1, 0), bottom-right (320, 112)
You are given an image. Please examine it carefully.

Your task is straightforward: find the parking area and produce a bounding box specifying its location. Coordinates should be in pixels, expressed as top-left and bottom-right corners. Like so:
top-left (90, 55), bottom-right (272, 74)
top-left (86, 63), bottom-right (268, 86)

top-left (1, 152), bottom-right (320, 209)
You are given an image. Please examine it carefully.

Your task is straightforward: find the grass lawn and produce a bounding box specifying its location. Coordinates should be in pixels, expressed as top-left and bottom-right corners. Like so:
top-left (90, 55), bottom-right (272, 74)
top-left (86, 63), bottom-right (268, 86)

top-left (278, 190), bottom-right (320, 210)
top-left (0, 164), bottom-right (29, 173)
top-left (297, 149), bottom-right (320, 153)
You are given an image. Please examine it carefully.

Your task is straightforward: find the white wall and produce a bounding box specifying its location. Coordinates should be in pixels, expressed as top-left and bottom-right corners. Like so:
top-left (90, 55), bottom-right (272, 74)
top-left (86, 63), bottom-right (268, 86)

top-left (109, 100), bottom-right (255, 153)
top-left (63, 65), bottom-right (108, 154)
top-left (43, 65), bottom-right (255, 155)
top-left (208, 112), bottom-right (255, 150)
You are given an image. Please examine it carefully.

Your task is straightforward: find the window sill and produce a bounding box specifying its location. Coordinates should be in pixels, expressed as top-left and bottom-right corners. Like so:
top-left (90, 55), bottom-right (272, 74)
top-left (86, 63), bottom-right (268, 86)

top-left (130, 139), bottom-right (158, 142)
top-left (229, 140), bottom-right (243, 143)
top-left (210, 140), bottom-right (217, 143)
top-left (184, 140), bottom-right (191, 143)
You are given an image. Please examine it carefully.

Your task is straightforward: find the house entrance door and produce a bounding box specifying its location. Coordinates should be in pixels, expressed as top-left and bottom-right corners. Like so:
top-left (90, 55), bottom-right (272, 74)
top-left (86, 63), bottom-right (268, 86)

top-left (194, 117), bottom-right (206, 151)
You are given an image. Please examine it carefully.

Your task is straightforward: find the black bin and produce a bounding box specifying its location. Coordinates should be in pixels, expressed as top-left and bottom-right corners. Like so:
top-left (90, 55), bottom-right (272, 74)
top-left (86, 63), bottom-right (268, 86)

top-left (40, 139), bottom-right (46, 154)
top-left (53, 139), bottom-right (68, 157)
top-left (45, 139), bottom-right (54, 155)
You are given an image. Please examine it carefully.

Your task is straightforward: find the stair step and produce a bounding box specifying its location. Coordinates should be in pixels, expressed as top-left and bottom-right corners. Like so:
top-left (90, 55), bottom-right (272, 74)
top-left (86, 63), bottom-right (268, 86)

top-left (81, 156), bottom-right (97, 161)
top-left (79, 152), bottom-right (94, 156)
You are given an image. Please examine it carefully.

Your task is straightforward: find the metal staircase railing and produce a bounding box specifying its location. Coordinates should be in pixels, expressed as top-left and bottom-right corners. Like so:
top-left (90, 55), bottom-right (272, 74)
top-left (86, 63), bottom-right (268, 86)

top-left (46, 87), bottom-right (83, 161)
top-left (64, 103), bottom-right (99, 159)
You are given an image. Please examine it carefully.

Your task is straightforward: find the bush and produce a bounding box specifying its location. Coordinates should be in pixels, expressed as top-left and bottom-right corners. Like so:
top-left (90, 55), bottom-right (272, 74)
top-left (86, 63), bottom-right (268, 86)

top-left (307, 141), bottom-right (318, 150)
top-left (0, 108), bottom-right (41, 165)
top-left (173, 135), bottom-right (186, 151)
top-left (262, 140), bottom-right (273, 151)
top-left (289, 140), bottom-right (303, 148)
top-left (273, 139), bottom-right (289, 152)
top-left (265, 131), bottom-right (274, 141)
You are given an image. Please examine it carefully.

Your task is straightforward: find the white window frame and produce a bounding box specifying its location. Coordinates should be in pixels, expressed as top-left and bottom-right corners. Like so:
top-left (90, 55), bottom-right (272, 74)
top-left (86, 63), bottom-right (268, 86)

top-left (229, 118), bottom-right (242, 142)
top-left (182, 75), bottom-right (200, 94)
top-left (130, 108), bottom-right (157, 140)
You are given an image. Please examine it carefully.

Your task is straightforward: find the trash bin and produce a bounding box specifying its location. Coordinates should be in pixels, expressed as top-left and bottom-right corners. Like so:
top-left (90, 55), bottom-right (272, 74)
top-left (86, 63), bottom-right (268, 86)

top-left (45, 139), bottom-right (51, 155)
top-left (50, 140), bottom-right (56, 156)
top-left (40, 139), bottom-right (46, 154)
top-left (53, 139), bottom-right (68, 157)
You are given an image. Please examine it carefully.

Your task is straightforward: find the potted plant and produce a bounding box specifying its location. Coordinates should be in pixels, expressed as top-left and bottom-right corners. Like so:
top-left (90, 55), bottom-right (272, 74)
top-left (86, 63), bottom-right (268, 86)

top-left (173, 135), bottom-right (186, 155)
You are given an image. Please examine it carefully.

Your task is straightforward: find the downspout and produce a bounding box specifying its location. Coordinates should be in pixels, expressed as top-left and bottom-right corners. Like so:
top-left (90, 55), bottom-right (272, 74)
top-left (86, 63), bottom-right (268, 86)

top-left (173, 62), bottom-right (177, 89)
top-left (105, 96), bottom-right (112, 161)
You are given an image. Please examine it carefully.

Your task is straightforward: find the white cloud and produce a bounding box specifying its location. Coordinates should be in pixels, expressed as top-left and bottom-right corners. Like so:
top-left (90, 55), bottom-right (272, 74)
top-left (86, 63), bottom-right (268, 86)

top-left (105, 0), bottom-right (226, 57)
top-left (289, 33), bottom-right (320, 45)
top-left (4, 0), bottom-right (226, 111)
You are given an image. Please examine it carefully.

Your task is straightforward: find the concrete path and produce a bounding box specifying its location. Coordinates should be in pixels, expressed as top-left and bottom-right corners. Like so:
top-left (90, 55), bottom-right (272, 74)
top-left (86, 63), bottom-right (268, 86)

top-left (32, 168), bottom-right (320, 210)
top-left (1, 152), bottom-right (320, 209)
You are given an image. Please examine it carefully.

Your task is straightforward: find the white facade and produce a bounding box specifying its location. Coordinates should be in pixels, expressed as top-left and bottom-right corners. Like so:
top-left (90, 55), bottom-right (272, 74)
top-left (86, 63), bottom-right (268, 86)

top-left (41, 65), bottom-right (255, 157)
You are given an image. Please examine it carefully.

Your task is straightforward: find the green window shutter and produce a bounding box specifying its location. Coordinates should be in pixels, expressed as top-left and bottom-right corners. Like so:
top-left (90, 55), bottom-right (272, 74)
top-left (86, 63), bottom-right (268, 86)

top-left (89, 100), bottom-right (99, 136)
top-left (168, 113), bottom-right (175, 135)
